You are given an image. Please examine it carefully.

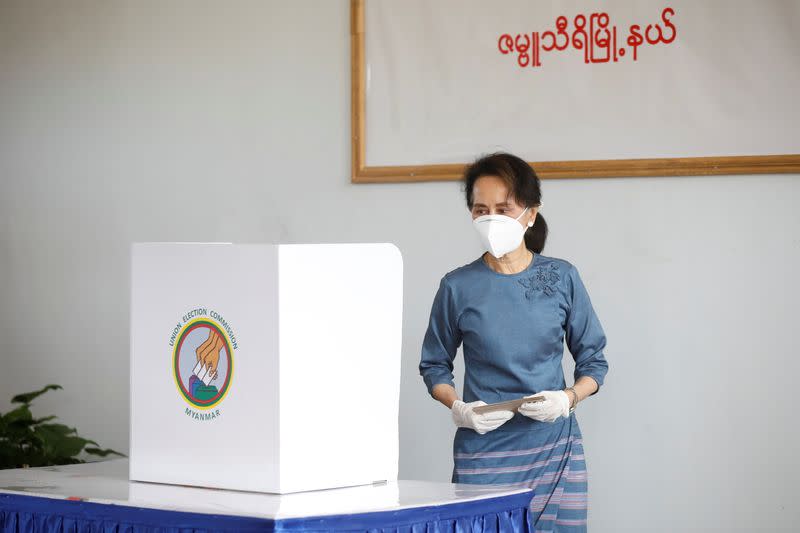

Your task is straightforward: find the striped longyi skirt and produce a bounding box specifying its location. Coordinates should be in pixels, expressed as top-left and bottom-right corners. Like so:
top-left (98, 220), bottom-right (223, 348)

top-left (452, 412), bottom-right (589, 532)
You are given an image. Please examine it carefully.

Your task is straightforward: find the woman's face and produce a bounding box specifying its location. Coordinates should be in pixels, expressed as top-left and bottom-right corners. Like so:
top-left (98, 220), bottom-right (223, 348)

top-left (470, 175), bottom-right (537, 226)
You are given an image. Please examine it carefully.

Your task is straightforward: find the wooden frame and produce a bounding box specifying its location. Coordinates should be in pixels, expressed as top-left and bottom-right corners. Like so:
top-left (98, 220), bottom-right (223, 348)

top-left (350, 0), bottom-right (800, 183)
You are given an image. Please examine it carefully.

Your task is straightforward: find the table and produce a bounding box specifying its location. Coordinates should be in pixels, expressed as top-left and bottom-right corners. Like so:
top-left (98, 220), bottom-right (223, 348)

top-left (0, 460), bottom-right (533, 532)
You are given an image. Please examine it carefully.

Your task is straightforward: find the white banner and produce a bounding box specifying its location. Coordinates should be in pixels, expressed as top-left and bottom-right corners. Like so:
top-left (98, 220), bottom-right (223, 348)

top-left (364, 0), bottom-right (800, 166)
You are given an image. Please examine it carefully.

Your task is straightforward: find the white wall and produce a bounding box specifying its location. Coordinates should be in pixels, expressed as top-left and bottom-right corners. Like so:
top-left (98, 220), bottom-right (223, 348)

top-left (0, 1), bottom-right (798, 531)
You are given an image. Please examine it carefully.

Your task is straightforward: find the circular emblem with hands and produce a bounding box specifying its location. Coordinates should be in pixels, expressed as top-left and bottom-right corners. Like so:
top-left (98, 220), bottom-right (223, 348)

top-left (172, 319), bottom-right (233, 410)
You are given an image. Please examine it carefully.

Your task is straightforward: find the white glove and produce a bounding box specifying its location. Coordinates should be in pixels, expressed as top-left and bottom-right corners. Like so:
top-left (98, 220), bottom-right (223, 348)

top-left (451, 400), bottom-right (514, 435)
top-left (517, 390), bottom-right (571, 423)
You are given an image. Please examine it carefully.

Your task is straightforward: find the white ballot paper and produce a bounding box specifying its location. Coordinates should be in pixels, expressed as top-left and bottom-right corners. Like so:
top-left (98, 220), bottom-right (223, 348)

top-left (472, 395), bottom-right (545, 415)
top-left (192, 360), bottom-right (214, 386)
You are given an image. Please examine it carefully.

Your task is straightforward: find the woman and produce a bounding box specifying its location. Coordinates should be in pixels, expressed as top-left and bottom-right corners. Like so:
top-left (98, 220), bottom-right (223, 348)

top-left (419, 152), bottom-right (609, 532)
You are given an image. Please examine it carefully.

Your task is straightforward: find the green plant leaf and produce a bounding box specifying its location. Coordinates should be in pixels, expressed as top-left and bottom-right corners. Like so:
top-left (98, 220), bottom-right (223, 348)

top-left (2, 384), bottom-right (119, 470)
top-left (34, 424), bottom-right (98, 459)
top-left (0, 442), bottom-right (20, 469)
top-left (2, 405), bottom-right (33, 425)
top-left (58, 437), bottom-right (92, 458)
top-left (3, 425), bottom-right (38, 445)
top-left (43, 434), bottom-right (91, 458)
top-left (85, 447), bottom-right (126, 458)
top-left (11, 384), bottom-right (62, 405)
top-left (34, 424), bottom-right (77, 438)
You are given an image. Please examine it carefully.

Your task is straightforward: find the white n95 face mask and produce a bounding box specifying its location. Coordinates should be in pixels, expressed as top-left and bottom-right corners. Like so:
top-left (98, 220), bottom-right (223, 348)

top-left (473, 206), bottom-right (532, 259)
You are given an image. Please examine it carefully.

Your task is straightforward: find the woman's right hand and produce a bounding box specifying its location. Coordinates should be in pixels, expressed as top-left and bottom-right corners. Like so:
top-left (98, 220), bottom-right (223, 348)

top-left (451, 400), bottom-right (514, 434)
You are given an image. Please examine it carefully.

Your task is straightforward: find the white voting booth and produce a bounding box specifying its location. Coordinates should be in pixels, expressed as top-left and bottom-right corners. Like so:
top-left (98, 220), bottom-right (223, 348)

top-left (130, 243), bottom-right (403, 494)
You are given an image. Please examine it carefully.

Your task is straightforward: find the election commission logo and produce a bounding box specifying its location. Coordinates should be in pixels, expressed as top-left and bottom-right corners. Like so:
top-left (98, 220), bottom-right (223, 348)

top-left (170, 309), bottom-right (238, 420)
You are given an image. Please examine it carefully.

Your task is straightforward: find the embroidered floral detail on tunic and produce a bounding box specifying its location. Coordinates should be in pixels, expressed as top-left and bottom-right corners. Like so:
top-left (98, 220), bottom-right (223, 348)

top-left (518, 263), bottom-right (561, 298)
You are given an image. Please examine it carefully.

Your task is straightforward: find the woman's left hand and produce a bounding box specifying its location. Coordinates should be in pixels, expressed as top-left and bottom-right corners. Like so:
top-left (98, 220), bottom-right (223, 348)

top-left (518, 390), bottom-right (571, 422)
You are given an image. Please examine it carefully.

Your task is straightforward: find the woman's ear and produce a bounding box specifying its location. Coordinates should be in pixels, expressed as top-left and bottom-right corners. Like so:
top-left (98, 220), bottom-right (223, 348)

top-left (527, 209), bottom-right (537, 227)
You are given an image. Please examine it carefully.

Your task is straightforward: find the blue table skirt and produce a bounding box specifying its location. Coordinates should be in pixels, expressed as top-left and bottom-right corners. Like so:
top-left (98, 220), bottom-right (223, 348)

top-left (0, 490), bottom-right (533, 533)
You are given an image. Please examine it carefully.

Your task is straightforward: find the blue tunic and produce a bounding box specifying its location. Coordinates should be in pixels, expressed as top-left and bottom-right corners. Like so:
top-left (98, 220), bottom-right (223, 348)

top-left (419, 252), bottom-right (609, 531)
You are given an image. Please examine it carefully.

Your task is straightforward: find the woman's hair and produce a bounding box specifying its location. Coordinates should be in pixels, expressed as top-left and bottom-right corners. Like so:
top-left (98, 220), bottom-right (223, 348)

top-left (463, 152), bottom-right (548, 253)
